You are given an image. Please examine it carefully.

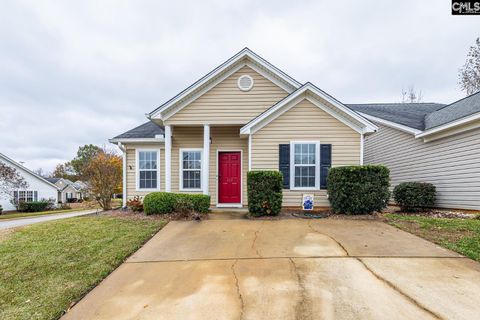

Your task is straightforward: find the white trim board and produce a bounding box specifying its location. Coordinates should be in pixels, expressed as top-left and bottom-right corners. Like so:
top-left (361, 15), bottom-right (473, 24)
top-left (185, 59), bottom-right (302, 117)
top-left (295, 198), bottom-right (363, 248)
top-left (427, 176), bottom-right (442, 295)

top-left (149, 48), bottom-right (301, 120)
top-left (215, 149), bottom-right (243, 208)
top-left (416, 111), bottom-right (480, 139)
top-left (240, 83), bottom-right (378, 136)
top-left (357, 113), bottom-right (422, 135)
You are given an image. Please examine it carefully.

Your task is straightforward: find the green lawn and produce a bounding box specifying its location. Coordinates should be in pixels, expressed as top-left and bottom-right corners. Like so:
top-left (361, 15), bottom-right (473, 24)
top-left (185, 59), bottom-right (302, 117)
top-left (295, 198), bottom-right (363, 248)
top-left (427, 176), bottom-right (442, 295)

top-left (0, 215), bottom-right (166, 320)
top-left (386, 214), bottom-right (480, 261)
top-left (0, 209), bottom-right (91, 220)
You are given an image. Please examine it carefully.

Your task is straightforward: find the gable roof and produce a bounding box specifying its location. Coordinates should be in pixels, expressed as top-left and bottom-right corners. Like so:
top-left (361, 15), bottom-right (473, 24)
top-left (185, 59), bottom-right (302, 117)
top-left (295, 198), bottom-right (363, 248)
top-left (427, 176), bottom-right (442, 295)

top-left (0, 153), bottom-right (59, 190)
top-left (348, 103), bottom-right (445, 130)
top-left (240, 83), bottom-right (378, 135)
top-left (425, 91), bottom-right (480, 130)
top-left (148, 48), bottom-right (302, 120)
top-left (110, 121), bottom-right (165, 143)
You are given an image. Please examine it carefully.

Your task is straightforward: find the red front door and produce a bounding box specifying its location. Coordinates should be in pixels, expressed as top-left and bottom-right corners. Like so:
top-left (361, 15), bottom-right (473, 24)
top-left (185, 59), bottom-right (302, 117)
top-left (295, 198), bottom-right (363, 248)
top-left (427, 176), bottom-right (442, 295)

top-left (218, 152), bottom-right (241, 204)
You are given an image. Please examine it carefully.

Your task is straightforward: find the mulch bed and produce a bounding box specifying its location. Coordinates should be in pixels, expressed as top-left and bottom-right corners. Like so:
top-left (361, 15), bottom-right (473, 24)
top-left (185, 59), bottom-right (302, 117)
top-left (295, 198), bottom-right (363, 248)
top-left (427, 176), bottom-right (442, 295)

top-left (101, 209), bottom-right (208, 221)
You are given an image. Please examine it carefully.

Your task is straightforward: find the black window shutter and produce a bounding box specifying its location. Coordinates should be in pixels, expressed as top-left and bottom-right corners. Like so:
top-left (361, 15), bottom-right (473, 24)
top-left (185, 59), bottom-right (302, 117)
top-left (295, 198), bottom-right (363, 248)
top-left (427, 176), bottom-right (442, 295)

top-left (279, 144), bottom-right (290, 189)
top-left (320, 144), bottom-right (332, 189)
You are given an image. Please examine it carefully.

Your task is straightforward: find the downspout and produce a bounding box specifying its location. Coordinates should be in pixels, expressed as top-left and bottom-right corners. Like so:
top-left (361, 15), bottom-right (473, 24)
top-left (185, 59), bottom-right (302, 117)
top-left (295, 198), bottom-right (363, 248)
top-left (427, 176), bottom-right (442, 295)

top-left (117, 142), bottom-right (127, 209)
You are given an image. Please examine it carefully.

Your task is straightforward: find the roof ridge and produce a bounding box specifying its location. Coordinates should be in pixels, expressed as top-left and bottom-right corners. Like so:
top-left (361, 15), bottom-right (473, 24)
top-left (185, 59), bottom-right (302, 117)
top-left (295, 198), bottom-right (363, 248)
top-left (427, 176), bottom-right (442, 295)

top-left (426, 90), bottom-right (480, 115)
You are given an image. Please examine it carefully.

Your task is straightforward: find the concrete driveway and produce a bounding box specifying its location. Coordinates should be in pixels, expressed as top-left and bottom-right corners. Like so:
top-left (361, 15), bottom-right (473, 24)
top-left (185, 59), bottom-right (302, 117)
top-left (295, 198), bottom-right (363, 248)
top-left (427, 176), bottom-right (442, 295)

top-left (0, 209), bottom-right (99, 229)
top-left (63, 218), bottom-right (480, 320)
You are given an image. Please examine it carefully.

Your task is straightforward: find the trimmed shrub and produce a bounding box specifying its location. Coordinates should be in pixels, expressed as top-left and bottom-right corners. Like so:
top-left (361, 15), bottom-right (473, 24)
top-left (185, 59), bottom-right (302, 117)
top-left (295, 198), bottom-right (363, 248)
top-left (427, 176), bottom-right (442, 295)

top-left (17, 201), bottom-right (51, 212)
top-left (247, 171), bottom-right (283, 217)
top-left (143, 192), bottom-right (176, 215)
top-left (327, 165), bottom-right (390, 215)
top-left (393, 182), bottom-right (436, 212)
top-left (143, 192), bottom-right (210, 215)
top-left (126, 196), bottom-right (144, 212)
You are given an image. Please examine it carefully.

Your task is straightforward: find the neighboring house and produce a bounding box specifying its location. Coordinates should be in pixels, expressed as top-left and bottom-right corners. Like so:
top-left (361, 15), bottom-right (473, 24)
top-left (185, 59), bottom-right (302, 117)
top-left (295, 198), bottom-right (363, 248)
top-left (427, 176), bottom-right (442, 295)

top-left (0, 153), bottom-right (58, 211)
top-left (46, 178), bottom-right (88, 203)
top-left (110, 48), bottom-right (377, 209)
top-left (349, 91), bottom-right (480, 210)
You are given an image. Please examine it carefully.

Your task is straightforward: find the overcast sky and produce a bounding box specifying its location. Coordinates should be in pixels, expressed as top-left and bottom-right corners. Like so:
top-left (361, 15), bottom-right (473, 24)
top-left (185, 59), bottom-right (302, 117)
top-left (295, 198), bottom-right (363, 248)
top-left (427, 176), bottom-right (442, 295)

top-left (1, 0), bottom-right (479, 173)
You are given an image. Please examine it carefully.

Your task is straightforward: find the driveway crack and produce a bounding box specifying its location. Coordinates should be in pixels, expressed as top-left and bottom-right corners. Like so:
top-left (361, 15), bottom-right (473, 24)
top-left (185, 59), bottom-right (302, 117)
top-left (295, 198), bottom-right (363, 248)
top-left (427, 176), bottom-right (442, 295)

top-left (289, 258), bottom-right (311, 320)
top-left (251, 221), bottom-right (264, 257)
top-left (356, 258), bottom-right (444, 320)
top-left (307, 220), bottom-right (349, 256)
top-left (231, 260), bottom-right (245, 320)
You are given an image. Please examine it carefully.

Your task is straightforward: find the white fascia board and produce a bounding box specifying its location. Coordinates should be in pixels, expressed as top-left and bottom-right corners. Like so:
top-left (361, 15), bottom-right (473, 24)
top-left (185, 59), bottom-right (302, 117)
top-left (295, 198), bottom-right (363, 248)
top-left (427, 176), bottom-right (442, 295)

top-left (358, 113), bottom-right (422, 135)
top-left (240, 84), bottom-right (377, 135)
top-left (149, 48), bottom-right (301, 120)
top-left (415, 112), bottom-right (480, 139)
top-left (0, 153), bottom-right (59, 190)
top-left (108, 137), bottom-right (165, 144)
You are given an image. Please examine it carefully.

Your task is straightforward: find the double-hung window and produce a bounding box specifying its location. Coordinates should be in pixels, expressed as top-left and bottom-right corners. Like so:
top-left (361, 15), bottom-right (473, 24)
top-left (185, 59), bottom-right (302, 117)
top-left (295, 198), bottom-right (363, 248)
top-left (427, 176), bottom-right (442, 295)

top-left (180, 149), bottom-right (202, 191)
top-left (290, 141), bottom-right (320, 189)
top-left (13, 190), bottom-right (38, 203)
top-left (137, 150), bottom-right (160, 190)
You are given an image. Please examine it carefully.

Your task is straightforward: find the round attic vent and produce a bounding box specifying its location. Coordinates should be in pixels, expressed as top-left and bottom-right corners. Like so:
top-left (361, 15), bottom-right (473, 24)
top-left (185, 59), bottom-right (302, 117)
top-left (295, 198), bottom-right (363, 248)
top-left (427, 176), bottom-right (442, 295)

top-left (237, 75), bottom-right (254, 91)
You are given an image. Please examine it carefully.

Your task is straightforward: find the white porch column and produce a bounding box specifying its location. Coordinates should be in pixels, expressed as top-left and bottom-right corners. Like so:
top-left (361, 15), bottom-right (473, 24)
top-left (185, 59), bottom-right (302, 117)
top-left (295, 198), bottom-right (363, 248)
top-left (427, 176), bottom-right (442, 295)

top-left (165, 125), bottom-right (172, 192)
top-left (117, 142), bottom-right (127, 208)
top-left (248, 134), bottom-right (252, 171)
top-left (203, 124), bottom-right (210, 195)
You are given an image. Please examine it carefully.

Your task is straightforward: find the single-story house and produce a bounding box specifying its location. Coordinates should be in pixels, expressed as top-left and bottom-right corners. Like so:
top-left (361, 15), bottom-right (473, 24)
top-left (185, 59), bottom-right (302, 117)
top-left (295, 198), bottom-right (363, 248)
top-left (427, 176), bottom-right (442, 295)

top-left (110, 48), bottom-right (377, 209)
top-left (0, 153), bottom-right (58, 211)
top-left (45, 178), bottom-right (88, 203)
top-left (349, 91), bottom-right (480, 210)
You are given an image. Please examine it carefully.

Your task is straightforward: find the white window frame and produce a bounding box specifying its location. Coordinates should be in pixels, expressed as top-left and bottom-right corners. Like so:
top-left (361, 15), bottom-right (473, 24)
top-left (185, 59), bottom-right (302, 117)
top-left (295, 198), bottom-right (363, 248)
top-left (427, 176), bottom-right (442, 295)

top-left (179, 148), bottom-right (203, 191)
top-left (289, 141), bottom-right (321, 190)
top-left (136, 149), bottom-right (161, 191)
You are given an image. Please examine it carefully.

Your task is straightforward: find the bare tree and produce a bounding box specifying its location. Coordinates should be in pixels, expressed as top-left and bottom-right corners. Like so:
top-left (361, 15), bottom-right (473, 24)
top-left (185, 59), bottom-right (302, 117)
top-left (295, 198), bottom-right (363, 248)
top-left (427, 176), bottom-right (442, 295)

top-left (459, 37), bottom-right (480, 95)
top-left (401, 85), bottom-right (423, 103)
top-left (0, 162), bottom-right (28, 206)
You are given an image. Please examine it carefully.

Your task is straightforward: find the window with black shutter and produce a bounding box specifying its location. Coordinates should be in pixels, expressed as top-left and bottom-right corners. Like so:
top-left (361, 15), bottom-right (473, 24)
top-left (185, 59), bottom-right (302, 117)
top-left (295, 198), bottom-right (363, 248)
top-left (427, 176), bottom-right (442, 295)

top-left (320, 144), bottom-right (332, 189)
top-left (278, 144), bottom-right (290, 189)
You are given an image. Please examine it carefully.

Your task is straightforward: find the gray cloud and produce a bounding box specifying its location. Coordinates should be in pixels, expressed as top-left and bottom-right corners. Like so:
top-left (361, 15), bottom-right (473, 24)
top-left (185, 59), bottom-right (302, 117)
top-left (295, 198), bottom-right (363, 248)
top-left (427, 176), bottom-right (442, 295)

top-left (0, 0), bottom-right (479, 171)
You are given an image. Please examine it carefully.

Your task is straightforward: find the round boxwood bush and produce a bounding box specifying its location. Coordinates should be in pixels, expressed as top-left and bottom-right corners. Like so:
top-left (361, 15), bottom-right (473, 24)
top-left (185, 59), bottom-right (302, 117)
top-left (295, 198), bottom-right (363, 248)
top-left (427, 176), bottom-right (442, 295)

top-left (247, 171), bottom-right (283, 216)
top-left (327, 165), bottom-right (390, 215)
top-left (393, 182), bottom-right (436, 212)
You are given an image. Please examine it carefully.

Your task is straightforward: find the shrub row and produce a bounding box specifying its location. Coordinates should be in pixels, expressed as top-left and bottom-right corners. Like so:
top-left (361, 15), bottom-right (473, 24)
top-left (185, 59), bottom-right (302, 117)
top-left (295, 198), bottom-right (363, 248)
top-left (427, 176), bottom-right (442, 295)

top-left (143, 192), bottom-right (210, 215)
top-left (17, 200), bottom-right (54, 212)
top-left (247, 171), bottom-right (283, 216)
top-left (393, 182), bottom-right (436, 212)
top-left (327, 165), bottom-right (390, 215)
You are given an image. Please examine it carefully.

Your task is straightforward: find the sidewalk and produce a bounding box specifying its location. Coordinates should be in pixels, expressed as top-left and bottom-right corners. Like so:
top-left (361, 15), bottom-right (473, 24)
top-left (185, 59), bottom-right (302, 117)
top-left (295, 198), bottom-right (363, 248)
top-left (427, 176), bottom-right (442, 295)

top-left (0, 209), bottom-right (99, 229)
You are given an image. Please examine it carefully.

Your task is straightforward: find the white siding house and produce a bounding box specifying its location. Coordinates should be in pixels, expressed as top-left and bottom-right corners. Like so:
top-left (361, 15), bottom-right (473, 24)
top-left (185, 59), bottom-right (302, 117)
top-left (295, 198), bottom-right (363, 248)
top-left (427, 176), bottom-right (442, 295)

top-left (0, 153), bottom-right (58, 212)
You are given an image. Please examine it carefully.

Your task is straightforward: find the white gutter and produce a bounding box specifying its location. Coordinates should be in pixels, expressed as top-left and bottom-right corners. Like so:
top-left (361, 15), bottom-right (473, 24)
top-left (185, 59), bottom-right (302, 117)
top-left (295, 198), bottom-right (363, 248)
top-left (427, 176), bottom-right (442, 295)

top-left (108, 137), bottom-right (165, 143)
top-left (357, 113), bottom-right (421, 135)
top-left (117, 142), bottom-right (127, 209)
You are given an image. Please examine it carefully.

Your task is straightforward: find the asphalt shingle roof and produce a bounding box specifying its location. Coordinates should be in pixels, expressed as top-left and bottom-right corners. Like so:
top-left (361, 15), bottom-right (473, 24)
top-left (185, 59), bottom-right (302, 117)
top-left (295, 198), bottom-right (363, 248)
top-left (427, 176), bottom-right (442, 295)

top-left (347, 103), bottom-right (446, 130)
top-left (425, 91), bottom-right (480, 130)
top-left (113, 121), bottom-right (165, 139)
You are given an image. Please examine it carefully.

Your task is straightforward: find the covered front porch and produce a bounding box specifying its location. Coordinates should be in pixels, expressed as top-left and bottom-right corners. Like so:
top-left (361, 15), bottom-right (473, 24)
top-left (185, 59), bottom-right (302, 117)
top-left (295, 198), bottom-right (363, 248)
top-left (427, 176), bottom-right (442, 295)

top-left (164, 124), bottom-right (249, 208)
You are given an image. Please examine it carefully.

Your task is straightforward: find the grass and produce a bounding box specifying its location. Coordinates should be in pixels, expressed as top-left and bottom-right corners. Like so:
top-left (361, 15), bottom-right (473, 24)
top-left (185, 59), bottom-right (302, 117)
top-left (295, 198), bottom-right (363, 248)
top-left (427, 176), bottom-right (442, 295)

top-left (0, 208), bottom-right (91, 220)
top-left (0, 215), bottom-right (166, 320)
top-left (385, 213), bottom-right (480, 261)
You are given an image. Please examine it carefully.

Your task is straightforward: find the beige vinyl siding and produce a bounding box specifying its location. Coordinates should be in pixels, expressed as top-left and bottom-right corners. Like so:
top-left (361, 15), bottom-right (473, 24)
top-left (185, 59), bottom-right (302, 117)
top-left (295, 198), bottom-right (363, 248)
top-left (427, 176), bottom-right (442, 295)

top-left (251, 99), bottom-right (361, 207)
top-left (125, 144), bottom-right (165, 200)
top-left (165, 66), bottom-right (288, 125)
top-left (364, 124), bottom-right (480, 210)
